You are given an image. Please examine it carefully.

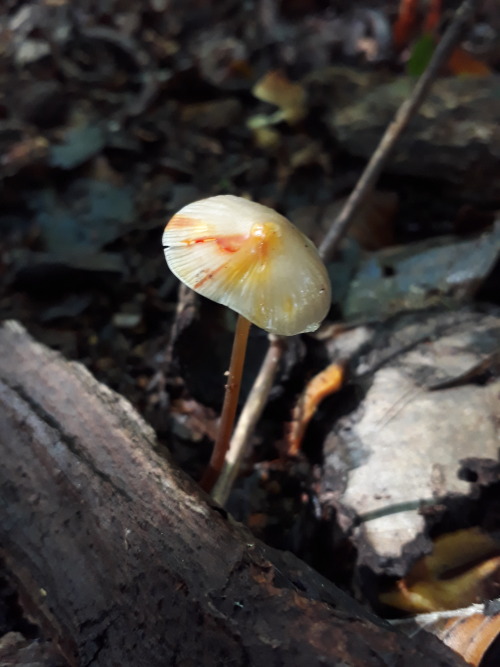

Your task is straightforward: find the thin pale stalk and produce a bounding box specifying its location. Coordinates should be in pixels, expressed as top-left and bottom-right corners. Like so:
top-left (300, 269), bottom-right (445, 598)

top-left (200, 314), bottom-right (251, 492)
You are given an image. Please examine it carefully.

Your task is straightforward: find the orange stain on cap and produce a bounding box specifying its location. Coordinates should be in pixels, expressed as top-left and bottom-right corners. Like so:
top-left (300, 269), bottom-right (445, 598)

top-left (184, 235), bottom-right (246, 253)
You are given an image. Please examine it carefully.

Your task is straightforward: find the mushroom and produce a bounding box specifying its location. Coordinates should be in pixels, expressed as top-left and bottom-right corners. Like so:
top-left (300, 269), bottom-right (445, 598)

top-left (163, 195), bottom-right (331, 492)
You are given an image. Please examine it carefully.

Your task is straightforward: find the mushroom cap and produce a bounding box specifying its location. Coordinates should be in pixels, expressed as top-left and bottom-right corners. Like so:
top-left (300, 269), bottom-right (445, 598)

top-left (162, 195), bottom-right (331, 336)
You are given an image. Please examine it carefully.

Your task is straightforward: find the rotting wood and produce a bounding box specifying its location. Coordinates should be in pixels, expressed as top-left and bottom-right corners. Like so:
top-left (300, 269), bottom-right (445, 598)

top-left (0, 321), bottom-right (466, 666)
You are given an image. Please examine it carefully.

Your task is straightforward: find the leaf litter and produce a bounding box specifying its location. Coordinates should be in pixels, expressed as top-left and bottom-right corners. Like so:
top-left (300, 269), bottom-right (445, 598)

top-left (0, 0), bottom-right (500, 662)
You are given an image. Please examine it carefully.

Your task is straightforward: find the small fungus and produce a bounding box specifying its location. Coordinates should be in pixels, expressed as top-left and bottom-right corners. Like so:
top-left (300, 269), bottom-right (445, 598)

top-left (163, 195), bottom-right (331, 492)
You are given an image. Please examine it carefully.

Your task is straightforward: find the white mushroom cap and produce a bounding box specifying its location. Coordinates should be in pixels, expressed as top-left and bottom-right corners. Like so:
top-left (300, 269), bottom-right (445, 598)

top-left (162, 195), bottom-right (331, 336)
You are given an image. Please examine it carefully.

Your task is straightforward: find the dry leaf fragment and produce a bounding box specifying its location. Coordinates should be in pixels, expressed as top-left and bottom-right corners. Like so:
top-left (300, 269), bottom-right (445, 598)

top-left (446, 47), bottom-right (493, 76)
top-left (286, 363), bottom-right (344, 457)
top-left (393, 0), bottom-right (420, 52)
top-left (251, 70), bottom-right (307, 125)
top-left (393, 0), bottom-right (491, 76)
top-left (251, 126), bottom-right (281, 151)
top-left (380, 528), bottom-right (500, 613)
top-left (395, 605), bottom-right (500, 667)
top-left (440, 613), bottom-right (500, 666)
top-left (428, 349), bottom-right (500, 391)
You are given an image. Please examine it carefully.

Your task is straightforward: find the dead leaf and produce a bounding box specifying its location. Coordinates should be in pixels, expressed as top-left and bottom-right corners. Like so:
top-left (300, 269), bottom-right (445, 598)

top-left (171, 397), bottom-right (218, 443)
top-left (252, 70), bottom-right (307, 125)
top-left (439, 613), bottom-right (500, 665)
top-left (1, 135), bottom-right (49, 176)
top-left (320, 309), bottom-right (500, 566)
top-left (380, 528), bottom-right (500, 613)
top-left (328, 70), bottom-right (500, 201)
top-left (446, 47), bottom-right (493, 76)
top-left (393, 0), bottom-right (420, 52)
top-left (251, 126), bottom-right (281, 151)
top-left (394, 604), bottom-right (500, 667)
top-left (321, 191), bottom-right (398, 252)
top-left (286, 363), bottom-right (344, 457)
top-left (343, 222), bottom-right (500, 320)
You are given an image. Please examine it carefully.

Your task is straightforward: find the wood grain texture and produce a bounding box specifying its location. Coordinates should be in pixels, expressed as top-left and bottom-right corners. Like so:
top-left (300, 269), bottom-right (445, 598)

top-left (0, 321), bottom-right (466, 666)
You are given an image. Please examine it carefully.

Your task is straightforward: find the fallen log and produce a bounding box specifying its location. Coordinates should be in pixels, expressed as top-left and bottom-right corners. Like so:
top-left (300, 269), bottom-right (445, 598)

top-left (0, 321), bottom-right (465, 666)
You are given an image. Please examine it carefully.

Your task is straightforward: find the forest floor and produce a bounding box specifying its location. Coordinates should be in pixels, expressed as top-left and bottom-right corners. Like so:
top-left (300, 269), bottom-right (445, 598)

top-left (1, 0), bottom-right (500, 663)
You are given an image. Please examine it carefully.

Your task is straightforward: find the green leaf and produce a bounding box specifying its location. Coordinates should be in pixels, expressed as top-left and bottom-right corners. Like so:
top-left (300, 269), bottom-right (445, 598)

top-left (407, 33), bottom-right (436, 77)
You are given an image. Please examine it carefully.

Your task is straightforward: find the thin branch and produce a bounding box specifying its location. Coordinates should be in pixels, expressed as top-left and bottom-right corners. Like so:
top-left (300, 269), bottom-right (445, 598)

top-left (319, 0), bottom-right (478, 262)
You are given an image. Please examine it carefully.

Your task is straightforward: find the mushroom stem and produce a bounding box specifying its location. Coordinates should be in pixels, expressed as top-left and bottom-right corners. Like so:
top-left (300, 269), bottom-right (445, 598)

top-left (200, 314), bottom-right (252, 493)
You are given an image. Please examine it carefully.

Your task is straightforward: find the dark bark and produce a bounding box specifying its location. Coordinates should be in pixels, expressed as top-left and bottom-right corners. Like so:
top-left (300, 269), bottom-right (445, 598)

top-left (0, 321), bottom-right (465, 667)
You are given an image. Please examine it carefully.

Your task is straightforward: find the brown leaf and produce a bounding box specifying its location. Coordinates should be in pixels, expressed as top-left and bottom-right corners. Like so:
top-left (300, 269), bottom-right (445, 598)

top-left (440, 613), bottom-right (500, 666)
top-left (446, 47), bottom-right (493, 76)
top-left (396, 607), bottom-right (500, 667)
top-left (393, 0), bottom-right (420, 52)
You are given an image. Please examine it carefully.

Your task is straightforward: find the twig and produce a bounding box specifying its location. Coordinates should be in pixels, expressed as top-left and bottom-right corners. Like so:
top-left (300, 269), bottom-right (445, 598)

top-left (318, 0), bottom-right (477, 262)
top-left (390, 602), bottom-right (499, 629)
top-left (211, 0), bottom-right (477, 504)
top-left (211, 335), bottom-right (285, 506)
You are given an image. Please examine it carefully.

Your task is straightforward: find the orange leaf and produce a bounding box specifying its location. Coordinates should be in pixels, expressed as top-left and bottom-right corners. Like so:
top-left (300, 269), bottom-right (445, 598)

top-left (447, 47), bottom-right (492, 76)
top-left (286, 363), bottom-right (344, 457)
top-left (393, 0), bottom-right (420, 51)
top-left (440, 613), bottom-right (500, 666)
top-left (397, 609), bottom-right (500, 666)
top-left (423, 0), bottom-right (441, 35)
